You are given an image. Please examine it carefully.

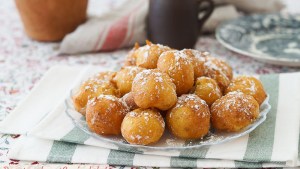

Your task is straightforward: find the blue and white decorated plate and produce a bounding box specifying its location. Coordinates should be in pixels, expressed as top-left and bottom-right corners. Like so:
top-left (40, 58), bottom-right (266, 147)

top-left (216, 14), bottom-right (300, 67)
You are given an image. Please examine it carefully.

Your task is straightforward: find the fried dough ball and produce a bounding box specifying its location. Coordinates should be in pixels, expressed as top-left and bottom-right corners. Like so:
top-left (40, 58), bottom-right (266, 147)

top-left (113, 66), bottom-right (145, 96)
top-left (124, 43), bottom-right (140, 66)
top-left (135, 40), bottom-right (171, 69)
top-left (194, 77), bottom-right (222, 106)
top-left (132, 69), bottom-right (177, 110)
top-left (94, 71), bottom-right (116, 83)
top-left (182, 49), bottom-right (207, 79)
top-left (166, 94), bottom-right (210, 139)
top-left (86, 95), bottom-right (129, 135)
top-left (211, 92), bottom-right (259, 132)
top-left (121, 92), bottom-right (138, 111)
top-left (72, 75), bottom-right (120, 115)
top-left (225, 76), bottom-right (267, 105)
top-left (204, 56), bottom-right (233, 92)
top-left (121, 108), bottom-right (165, 145)
top-left (157, 50), bottom-right (194, 95)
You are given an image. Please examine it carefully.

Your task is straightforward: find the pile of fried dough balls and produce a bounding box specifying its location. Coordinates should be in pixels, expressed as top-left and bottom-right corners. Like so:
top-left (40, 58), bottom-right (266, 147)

top-left (72, 41), bottom-right (267, 145)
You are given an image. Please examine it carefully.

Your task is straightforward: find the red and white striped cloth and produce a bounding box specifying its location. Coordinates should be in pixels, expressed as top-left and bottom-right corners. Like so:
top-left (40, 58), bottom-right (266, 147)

top-left (60, 0), bottom-right (148, 54)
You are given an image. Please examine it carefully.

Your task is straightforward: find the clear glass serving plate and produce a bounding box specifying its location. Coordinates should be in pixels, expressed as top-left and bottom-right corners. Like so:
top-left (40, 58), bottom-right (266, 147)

top-left (65, 91), bottom-right (271, 151)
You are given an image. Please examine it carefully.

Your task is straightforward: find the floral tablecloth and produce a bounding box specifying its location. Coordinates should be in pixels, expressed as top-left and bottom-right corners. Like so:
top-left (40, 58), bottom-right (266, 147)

top-left (0, 0), bottom-right (300, 167)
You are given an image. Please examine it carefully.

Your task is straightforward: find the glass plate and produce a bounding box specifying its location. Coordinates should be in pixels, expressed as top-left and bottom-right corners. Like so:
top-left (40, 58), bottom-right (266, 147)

top-left (65, 91), bottom-right (271, 151)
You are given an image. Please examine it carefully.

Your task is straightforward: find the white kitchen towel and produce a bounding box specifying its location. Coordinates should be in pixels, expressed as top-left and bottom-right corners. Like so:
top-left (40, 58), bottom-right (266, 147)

top-left (1, 66), bottom-right (300, 167)
top-left (0, 65), bottom-right (114, 134)
top-left (0, 66), bottom-right (85, 134)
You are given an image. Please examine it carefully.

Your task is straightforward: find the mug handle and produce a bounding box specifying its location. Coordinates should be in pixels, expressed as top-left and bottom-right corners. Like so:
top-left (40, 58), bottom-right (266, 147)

top-left (198, 0), bottom-right (214, 29)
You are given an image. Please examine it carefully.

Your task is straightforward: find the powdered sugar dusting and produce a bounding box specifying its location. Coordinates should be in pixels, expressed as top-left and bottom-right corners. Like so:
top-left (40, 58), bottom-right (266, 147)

top-left (137, 43), bottom-right (170, 66)
top-left (134, 69), bottom-right (151, 86)
top-left (97, 94), bottom-right (117, 101)
top-left (212, 91), bottom-right (258, 121)
top-left (87, 97), bottom-right (97, 106)
top-left (126, 66), bottom-right (140, 76)
top-left (204, 59), bottom-right (226, 77)
top-left (125, 109), bottom-right (165, 142)
top-left (174, 50), bottom-right (191, 67)
top-left (174, 94), bottom-right (209, 118)
top-left (82, 76), bottom-right (114, 94)
top-left (154, 72), bottom-right (163, 82)
top-left (185, 49), bottom-right (208, 59)
top-left (203, 57), bottom-right (233, 90)
top-left (133, 69), bottom-right (175, 98)
top-left (238, 76), bottom-right (258, 94)
top-left (91, 113), bottom-right (98, 125)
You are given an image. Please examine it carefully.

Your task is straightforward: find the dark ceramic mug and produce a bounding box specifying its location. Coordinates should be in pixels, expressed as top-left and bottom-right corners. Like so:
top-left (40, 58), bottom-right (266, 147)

top-left (147, 0), bottom-right (214, 49)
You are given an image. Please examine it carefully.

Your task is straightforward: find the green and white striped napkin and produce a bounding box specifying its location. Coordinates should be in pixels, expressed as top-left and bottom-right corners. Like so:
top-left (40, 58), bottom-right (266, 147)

top-left (8, 136), bottom-right (294, 168)
top-left (1, 66), bottom-right (300, 168)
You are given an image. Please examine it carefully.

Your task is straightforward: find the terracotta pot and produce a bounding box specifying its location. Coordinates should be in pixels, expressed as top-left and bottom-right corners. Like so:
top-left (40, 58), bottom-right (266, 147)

top-left (15, 0), bottom-right (88, 41)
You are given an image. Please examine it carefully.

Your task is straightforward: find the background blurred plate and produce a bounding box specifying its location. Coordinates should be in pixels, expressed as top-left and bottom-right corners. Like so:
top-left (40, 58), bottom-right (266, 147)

top-left (65, 91), bottom-right (271, 152)
top-left (216, 14), bottom-right (300, 67)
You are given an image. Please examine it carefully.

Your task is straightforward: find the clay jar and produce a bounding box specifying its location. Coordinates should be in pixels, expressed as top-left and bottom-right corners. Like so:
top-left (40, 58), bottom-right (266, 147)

top-left (15, 0), bottom-right (88, 41)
